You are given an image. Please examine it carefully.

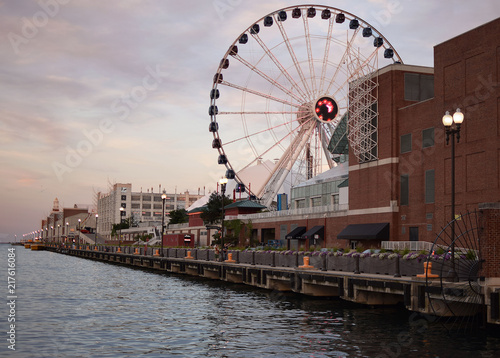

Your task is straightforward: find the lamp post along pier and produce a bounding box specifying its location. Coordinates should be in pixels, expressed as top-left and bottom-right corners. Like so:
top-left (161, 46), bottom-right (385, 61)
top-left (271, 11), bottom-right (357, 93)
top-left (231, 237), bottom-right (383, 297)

top-left (442, 108), bottom-right (464, 281)
top-left (220, 177), bottom-right (228, 262)
top-left (95, 214), bottom-right (99, 247)
top-left (161, 191), bottom-right (168, 257)
top-left (119, 207), bottom-right (125, 248)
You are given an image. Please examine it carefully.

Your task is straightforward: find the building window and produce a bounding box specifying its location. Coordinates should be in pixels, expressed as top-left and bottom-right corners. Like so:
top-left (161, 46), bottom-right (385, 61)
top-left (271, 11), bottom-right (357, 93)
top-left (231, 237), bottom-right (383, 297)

top-left (400, 174), bottom-right (409, 206)
top-left (141, 211), bottom-right (151, 217)
top-left (121, 203), bottom-right (126, 208)
top-left (142, 196), bottom-right (151, 201)
top-left (425, 170), bottom-right (435, 204)
top-left (131, 203), bottom-right (140, 209)
top-left (142, 204), bottom-right (151, 209)
top-left (121, 195), bottom-right (127, 201)
top-left (400, 133), bottom-right (412, 154)
top-left (131, 195), bottom-right (141, 201)
top-left (422, 128), bottom-right (434, 148)
top-left (310, 197), bottom-right (322, 207)
top-left (153, 204), bottom-right (162, 210)
top-left (404, 73), bottom-right (434, 101)
top-left (295, 199), bottom-right (306, 209)
top-left (332, 194), bottom-right (339, 205)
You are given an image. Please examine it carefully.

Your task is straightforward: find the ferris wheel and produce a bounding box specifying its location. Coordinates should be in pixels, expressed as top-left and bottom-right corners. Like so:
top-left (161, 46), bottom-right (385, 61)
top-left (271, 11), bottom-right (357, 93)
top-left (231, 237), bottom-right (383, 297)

top-left (209, 5), bottom-right (402, 207)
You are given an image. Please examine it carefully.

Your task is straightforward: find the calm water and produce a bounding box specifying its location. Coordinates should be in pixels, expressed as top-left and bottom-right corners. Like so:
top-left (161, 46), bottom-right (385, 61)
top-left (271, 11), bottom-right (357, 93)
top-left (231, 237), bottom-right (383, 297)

top-left (2, 245), bottom-right (500, 358)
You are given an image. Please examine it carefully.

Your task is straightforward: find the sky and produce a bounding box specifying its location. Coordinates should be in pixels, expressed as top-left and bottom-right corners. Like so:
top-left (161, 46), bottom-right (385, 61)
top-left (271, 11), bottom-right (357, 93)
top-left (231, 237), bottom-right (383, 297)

top-left (1, 0), bottom-right (499, 242)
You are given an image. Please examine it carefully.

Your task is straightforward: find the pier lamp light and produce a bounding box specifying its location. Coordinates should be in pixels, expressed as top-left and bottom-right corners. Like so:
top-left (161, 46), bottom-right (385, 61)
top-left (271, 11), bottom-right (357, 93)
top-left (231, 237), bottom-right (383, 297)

top-left (95, 214), bottom-right (99, 246)
top-left (219, 177), bottom-right (228, 262)
top-left (119, 207), bottom-right (125, 248)
top-left (442, 108), bottom-right (465, 281)
top-left (161, 191), bottom-right (168, 257)
top-left (66, 222), bottom-right (69, 244)
top-left (78, 219), bottom-right (81, 245)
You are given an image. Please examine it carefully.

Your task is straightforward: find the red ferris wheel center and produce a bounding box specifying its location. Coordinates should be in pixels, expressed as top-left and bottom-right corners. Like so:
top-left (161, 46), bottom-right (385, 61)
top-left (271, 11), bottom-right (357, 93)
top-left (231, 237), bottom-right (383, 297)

top-left (314, 96), bottom-right (339, 123)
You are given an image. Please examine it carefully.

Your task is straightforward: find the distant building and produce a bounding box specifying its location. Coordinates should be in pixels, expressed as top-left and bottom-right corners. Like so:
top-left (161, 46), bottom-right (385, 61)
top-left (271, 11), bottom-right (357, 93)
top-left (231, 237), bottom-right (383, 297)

top-left (41, 198), bottom-right (94, 243)
top-left (96, 183), bottom-right (204, 240)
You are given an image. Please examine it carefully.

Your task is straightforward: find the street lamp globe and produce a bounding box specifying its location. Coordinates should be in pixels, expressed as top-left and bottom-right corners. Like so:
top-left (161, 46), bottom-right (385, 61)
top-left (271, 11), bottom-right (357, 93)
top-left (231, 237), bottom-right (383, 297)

top-left (453, 108), bottom-right (464, 124)
top-left (442, 111), bottom-right (453, 127)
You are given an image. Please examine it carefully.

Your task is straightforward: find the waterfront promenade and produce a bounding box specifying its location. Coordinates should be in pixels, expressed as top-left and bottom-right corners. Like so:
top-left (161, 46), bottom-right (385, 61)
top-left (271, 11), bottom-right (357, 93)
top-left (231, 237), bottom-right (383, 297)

top-left (44, 244), bottom-right (500, 327)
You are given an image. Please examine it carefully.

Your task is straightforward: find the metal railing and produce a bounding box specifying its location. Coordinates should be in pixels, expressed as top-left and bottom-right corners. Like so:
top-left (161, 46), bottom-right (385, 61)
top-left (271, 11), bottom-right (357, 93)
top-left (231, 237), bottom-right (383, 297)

top-left (226, 204), bottom-right (349, 221)
top-left (382, 241), bottom-right (434, 252)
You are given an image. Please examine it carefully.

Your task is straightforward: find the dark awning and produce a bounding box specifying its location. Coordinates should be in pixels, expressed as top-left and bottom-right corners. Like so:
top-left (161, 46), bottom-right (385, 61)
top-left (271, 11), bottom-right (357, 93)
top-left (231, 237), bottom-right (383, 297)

top-left (285, 226), bottom-right (306, 240)
top-left (337, 223), bottom-right (390, 240)
top-left (301, 226), bottom-right (324, 240)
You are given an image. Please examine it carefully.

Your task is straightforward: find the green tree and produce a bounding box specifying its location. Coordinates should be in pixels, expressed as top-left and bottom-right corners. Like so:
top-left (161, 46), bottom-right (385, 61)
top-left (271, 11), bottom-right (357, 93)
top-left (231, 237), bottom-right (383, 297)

top-left (168, 209), bottom-right (188, 225)
top-left (111, 216), bottom-right (131, 237)
top-left (200, 192), bottom-right (232, 224)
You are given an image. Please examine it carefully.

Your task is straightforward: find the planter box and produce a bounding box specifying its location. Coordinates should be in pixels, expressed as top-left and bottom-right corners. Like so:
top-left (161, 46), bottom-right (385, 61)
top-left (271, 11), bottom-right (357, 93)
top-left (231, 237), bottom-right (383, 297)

top-left (255, 252), bottom-right (273, 266)
top-left (307, 254), bottom-right (324, 270)
top-left (359, 257), bottom-right (396, 275)
top-left (276, 253), bottom-right (297, 268)
top-left (327, 255), bottom-right (356, 272)
top-left (400, 259), bottom-right (426, 277)
top-left (196, 249), bottom-right (208, 261)
top-left (239, 251), bottom-right (254, 264)
top-left (207, 250), bottom-right (217, 261)
top-left (167, 248), bottom-right (179, 258)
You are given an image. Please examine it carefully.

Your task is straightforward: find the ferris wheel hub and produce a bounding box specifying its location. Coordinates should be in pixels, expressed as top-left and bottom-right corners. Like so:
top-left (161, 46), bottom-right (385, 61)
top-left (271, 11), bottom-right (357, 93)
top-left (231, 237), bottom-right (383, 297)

top-left (313, 96), bottom-right (339, 123)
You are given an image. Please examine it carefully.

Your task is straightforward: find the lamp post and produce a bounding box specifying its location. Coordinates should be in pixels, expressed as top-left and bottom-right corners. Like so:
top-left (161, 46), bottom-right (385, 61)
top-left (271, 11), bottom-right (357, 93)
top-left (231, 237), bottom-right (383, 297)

top-left (66, 222), bottom-right (69, 245)
top-left (95, 214), bottom-right (99, 246)
top-left (78, 218), bottom-right (81, 245)
top-left (119, 207), bottom-right (125, 248)
top-left (51, 226), bottom-right (54, 243)
top-left (219, 177), bottom-right (228, 262)
top-left (442, 108), bottom-right (464, 281)
top-left (57, 224), bottom-right (60, 243)
top-left (161, 191), bottom-right (167, 257)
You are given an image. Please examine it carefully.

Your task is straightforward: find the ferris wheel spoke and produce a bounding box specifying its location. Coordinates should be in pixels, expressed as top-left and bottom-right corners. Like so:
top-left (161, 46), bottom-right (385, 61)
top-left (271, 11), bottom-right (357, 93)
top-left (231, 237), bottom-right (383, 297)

top-left (302, 15), bottom-right (317, 97)
top-left (238, 117), bottom-right (315, 175)
top-left (318, 17), bottom-right (335, 95)
top-left (249, 33), bottom-right (310, 101)
top-left (324, 28), bottom-right (361, 95)
top-left (231, 54), bottom-right (304, 103)
top-left (260, 121), bottom-right (316, 205)
top-left (221, 80), bottom-right (301, 108)
top-left (219, 111), bottom-right (301, 115)
top-left (274, 15), bottom-right (312, 99)
top-left (221, 117), bottom-right (302, 146)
